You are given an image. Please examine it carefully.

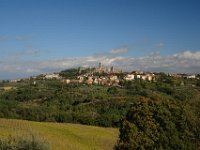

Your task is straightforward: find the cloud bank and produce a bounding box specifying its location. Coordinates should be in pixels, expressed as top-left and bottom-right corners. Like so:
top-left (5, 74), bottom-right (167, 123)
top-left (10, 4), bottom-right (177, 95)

top-left (0, 50), bottom-right (200, 79)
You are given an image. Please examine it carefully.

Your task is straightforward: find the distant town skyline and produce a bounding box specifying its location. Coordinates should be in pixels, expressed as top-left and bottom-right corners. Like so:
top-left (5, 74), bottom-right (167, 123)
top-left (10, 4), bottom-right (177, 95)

top-left (0, 0), bottom-right (200, 79)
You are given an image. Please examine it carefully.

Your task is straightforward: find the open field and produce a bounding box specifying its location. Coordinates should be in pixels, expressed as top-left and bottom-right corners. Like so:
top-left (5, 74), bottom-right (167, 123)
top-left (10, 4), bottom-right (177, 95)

top-left (0, 118), bottom-right (118, 150)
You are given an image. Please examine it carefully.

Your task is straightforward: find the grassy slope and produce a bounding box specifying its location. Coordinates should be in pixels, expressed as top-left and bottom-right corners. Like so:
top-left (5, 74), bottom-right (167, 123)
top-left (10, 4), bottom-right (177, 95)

top-left (0, 118), bottom-right (118, 150)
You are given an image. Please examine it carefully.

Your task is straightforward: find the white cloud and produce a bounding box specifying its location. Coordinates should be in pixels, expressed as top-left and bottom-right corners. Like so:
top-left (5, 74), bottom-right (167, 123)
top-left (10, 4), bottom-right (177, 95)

top-left (173, 51), bottom-right (200, 60)
top-left (1, 50), bottom-right (200, 79)
top-left (110, 48), bottom-right (128, 54)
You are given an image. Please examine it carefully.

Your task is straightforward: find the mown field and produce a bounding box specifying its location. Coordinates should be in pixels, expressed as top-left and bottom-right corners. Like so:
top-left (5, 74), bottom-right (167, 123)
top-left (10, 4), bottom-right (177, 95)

top-left (0, 118), bottom-right (118, 150)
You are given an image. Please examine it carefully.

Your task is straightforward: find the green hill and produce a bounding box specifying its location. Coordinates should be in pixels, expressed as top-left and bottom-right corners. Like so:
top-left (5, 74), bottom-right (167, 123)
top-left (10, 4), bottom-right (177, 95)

top-left (0, 118), bottom-right (118, 150)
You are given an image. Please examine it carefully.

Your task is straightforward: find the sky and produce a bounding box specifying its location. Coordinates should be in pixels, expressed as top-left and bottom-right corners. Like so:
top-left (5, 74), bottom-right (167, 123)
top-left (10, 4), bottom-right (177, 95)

top-left (0, 0), bottom-right (200, 79)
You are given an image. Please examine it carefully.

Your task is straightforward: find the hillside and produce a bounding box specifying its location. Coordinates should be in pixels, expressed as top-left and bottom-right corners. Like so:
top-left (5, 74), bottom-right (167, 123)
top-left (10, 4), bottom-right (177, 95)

top-left (0, 71), bottom-right (200, 128)
top-left (1, 71), bottom-right (200, 149)
top-left (0, 118), bottom-right (118, 150)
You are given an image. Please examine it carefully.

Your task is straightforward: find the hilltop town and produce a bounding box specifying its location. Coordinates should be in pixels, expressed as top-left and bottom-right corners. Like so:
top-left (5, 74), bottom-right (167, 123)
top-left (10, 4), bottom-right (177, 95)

top-left (7, 62), bottom-right (198, 87)
top-left (1, 62), bottom-right (200, 149)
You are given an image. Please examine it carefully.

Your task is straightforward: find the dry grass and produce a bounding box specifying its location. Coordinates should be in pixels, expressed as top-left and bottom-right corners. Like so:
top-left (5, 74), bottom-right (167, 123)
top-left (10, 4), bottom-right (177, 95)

top-left (0, 118), bottom-right (118, 150)
top-left (0, 86), bottom-right (14, 91)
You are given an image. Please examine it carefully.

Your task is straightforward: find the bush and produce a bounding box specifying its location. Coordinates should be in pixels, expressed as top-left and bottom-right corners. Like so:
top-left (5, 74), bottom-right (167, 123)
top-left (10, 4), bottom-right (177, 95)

top-left (0, 134), bottom-right (50, 150)
top-left (107, 87), bottom-right (118, 95)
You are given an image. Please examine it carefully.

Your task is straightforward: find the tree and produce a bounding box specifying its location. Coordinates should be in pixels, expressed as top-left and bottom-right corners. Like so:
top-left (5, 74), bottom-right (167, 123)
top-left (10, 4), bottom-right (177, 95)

top-left (115, 97), bottom-right (196, 150)
top-left (116, 97), bottom-right (159, 149)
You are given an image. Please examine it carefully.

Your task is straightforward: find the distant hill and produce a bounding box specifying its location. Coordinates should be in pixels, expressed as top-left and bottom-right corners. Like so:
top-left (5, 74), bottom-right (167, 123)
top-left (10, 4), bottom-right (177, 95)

top-left (0, 118), bottom-right (118, 150)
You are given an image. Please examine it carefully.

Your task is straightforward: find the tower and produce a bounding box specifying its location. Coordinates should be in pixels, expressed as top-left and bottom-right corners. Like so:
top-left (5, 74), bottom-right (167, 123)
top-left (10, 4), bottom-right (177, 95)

top-left (111, 66), bottom-right (114, 73)
top-left (99, 62), bottom-right (102, 69)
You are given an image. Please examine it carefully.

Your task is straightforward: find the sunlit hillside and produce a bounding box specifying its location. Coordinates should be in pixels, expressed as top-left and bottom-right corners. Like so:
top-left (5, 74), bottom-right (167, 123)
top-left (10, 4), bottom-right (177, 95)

top-left (0, 118), bottom-right (118, 150)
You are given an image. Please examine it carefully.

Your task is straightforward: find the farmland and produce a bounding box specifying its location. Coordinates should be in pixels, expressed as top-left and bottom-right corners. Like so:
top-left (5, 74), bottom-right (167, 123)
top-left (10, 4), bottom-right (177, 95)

top-left (0, 118), bottom-right (118, 150)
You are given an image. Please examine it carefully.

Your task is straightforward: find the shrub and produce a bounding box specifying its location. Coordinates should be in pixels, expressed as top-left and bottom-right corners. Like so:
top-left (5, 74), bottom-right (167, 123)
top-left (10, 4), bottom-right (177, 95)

top-left (0, 134), bottom-right (50, 150)
top-left (107, 87), bottom-right (118, 95)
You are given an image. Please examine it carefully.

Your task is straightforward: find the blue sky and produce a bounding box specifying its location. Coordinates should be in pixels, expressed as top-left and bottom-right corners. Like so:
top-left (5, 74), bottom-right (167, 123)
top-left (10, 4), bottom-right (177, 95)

top-left (0, 0), bottom-right (200, 79)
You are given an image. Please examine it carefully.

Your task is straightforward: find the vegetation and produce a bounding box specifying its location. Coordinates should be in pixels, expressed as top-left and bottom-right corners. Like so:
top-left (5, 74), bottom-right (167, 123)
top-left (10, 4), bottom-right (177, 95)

top-left (115, 85), bottom-right (200, 149)
top-left (0, 69), bottom-right (200, 149)
top-left (0, 79), bottom-right (131, 127)
top-left (115, 98), bottom-right (200, 149)
top-left (59, 68), bottom-right (80, 79)
top-left (0, 135), bottom-right (50, 150)
top-left (0, 118), bottom-right (118, 150)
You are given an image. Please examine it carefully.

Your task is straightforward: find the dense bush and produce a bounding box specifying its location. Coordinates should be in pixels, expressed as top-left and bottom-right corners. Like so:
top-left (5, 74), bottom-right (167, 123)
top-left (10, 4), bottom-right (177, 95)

top-left (0, 135), bottom-right (50, 150)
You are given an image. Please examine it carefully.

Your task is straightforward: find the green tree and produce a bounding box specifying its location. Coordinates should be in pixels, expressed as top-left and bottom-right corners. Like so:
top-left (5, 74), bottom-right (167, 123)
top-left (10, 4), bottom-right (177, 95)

top-left (115, 97), bottom-right (196, 150)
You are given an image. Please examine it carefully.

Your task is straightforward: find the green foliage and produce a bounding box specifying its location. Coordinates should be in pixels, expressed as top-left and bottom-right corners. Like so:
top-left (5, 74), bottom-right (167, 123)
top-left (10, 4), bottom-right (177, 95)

top-left (115, 96), bottom-right (200, 150)
top-left (0, 135), bottom-right (50, 150)
top-left (59, 68), bottom-right (79, 79)
top-left (196, 79), bottom-right (200, 87)
top-left (0, 83), bottom-right (130, 127)
top-left (107, 87), bottom-right (118, 95)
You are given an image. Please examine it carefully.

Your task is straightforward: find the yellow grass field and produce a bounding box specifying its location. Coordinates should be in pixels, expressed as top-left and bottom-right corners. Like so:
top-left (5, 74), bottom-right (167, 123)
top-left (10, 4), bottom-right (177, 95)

top-left (0, 118), bottom-right (119, 150)
top-left (0, 86), bottom-right (14, 90)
